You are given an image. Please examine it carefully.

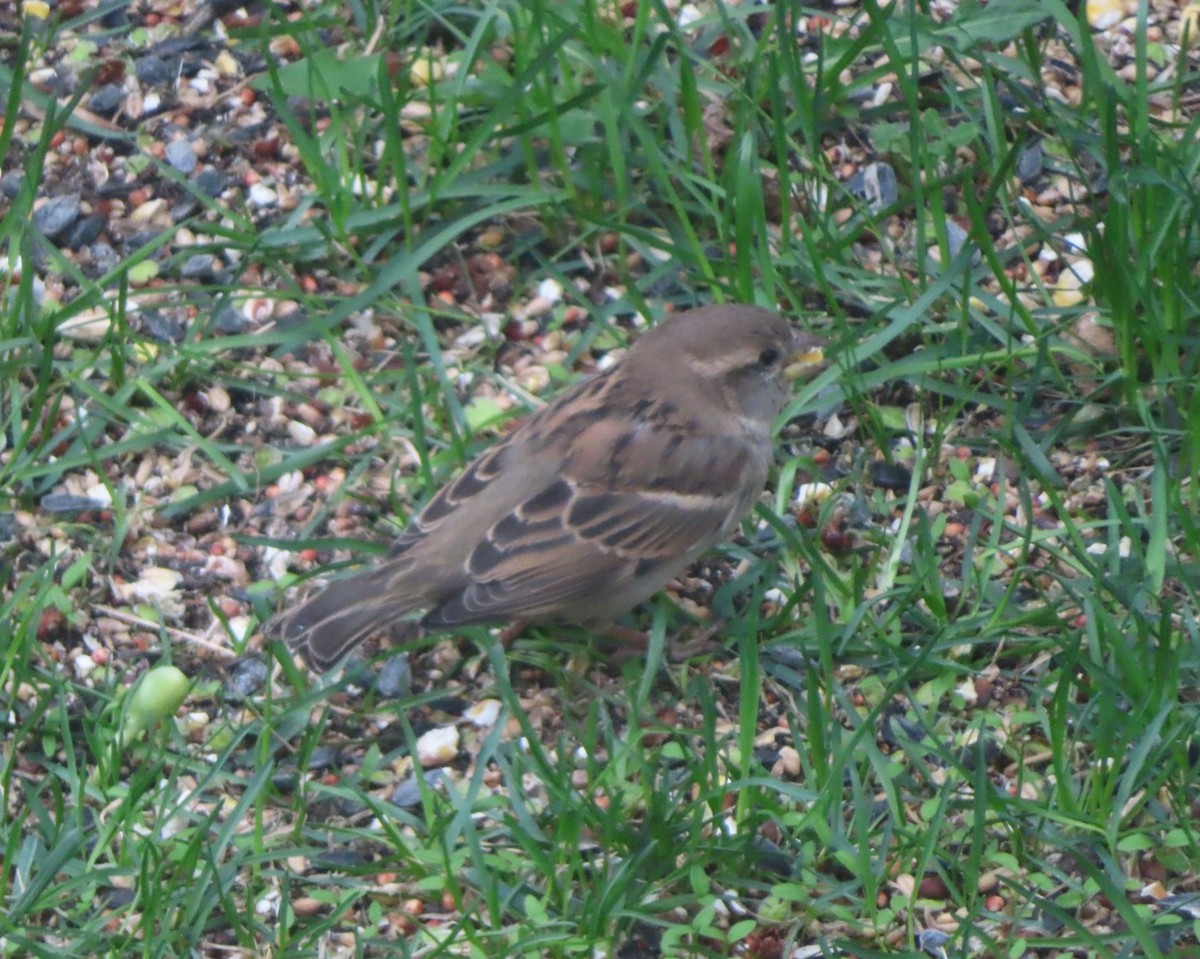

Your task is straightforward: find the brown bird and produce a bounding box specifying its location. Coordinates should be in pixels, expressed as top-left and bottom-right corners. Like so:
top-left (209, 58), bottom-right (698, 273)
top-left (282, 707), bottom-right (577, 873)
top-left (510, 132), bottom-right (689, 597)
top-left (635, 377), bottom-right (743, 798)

top-left (267, 304), bottom-right (826, 670)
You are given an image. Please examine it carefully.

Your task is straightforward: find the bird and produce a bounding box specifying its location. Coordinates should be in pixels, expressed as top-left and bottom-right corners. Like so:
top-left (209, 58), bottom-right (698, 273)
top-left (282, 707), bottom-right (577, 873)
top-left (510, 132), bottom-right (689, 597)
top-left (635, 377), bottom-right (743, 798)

top-left (267, 304), bottom-right (827, 671)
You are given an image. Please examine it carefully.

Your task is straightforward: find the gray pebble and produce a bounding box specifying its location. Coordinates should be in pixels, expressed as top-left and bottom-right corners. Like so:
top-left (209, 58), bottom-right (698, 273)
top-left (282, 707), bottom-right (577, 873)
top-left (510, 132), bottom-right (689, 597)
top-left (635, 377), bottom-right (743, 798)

top-left (89, 83), bottom-right (124, 117)
top-left (212, 305), bottom-right (251, 333)
top-left (141, 309), bottom-right (187, 343)
top-left (1016, 139), bottom-right (1043, 184)
top-left (0, 170), bottom-right (24, 199)
top-left (99, 4), bottom-right (127, 27)
top-left (375, 653), bottom-right (413, 699)
top-left (89, 242), bottom-right (120, 276)
top-left (870, 460), bottom-right (913, 492)
top-left (66, 213), bottom-right (105, 250)
top-left (390, 769), bottom-right (446, 809)
top-left (303, 746), bottom-right (337, 771)
top-left (916, 928), bottom-right (951, 958)
top-left (125, 229), bottom-right (162, 250)
top-left (171, 198), bottom-right (198, 221)
top-left (226, 657), bottom-right (268, 699)
top-left (194, 168), bottom-right (224, 197)
top-left (847, 161), bottom-right (898, 213)
top-left (181, 253), bottom-right (213, 279)
top-left (135, 55), bottom-right (171, 86)
top-left (315, 848), bottom-right (368, 870)
top-left (33, 193), bottom-right (81, 240)
top-left (165, 139), bottom-right (197, 173)
top-left (944, 219), bottom-right (980, 266)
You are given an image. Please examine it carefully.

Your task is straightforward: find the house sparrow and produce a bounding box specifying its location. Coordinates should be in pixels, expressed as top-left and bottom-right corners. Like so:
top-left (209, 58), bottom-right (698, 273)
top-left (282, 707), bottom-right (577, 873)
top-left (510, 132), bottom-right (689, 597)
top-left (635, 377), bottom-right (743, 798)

top-left (267, 304), bottom-right (826, 670)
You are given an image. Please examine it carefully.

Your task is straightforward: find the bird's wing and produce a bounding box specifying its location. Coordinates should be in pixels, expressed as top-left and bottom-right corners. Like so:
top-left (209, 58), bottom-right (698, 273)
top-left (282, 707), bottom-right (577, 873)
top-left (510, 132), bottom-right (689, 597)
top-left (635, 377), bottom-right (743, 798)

top-left (424, 416), bottom-right (766, 627)
top-left (385, 376), bottom-right (605, 561)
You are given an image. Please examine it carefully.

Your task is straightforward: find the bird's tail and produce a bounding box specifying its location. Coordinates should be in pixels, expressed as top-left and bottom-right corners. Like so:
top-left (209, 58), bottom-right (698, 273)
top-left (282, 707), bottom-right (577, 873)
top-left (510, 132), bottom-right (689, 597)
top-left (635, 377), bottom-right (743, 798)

top-left (265, 566), bottom-right (423, 671)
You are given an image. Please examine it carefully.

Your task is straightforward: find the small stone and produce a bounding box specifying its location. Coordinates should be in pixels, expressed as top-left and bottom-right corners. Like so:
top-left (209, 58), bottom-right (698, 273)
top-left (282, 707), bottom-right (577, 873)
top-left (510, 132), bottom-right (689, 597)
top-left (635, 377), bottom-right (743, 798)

top-left (212, 305), bottom-right (250, 333)
top-left (535, 277), bottom-right (563, 304)
top-left (85, 482), bottom-right (113, 507)
top-left (477, 226), bottom-right (504, 248)
top-left (248, 183), bottom-right (277, 208)
top-left (847, 161), bottom-right (897, 213)
top-left (74, 654), bottom-right (98, 679)
top-left (390, 769), bottom-right (446, 808)
top-left (205, 554), bottom-right (247, 584)
top-left (1052, 260), bottom-right (1094, 307)
top-left (181, 253), bottom-right (213, 279)
top-left (89, 83), bottom-right (124, 117)
top-left (227, 658), bottom-right (268, 699)
top-left (89, 242), bottom-right (119, 276)
top-left (304, 747), bottom-right (337, 772)
top-left (227, 615), bottom-right (253, 643)
top-left (33, 193), bottom-right (81, 240)
top-left (194, 168), bottom-right (224, 196)
top-left (409, 55), bottom-right (442, 87)
top-left (1086, 0), bottom-right (1122, 30)
top-left (254, 891), bottom-right (279, 918)
top-left (1016, 138), bottom-right (1043, 183)
top-left (416, 726), bottom-right (459, 767)
top-left (869, 462), bottom-right (910, 492)
top-left (214, 49), bottom-right (240, 77)
top-left (135, 55), bottom-right (171, 86)
top-left (99, 3), bottom-right (126, 26)
top-left (794, 482), bottom-right (834, 508)
top-left (129, 197), bottom-right (168, 224)
top-left (66, 214), bottom-right (105, 250)
top-left (171, 202), bottom-right (198, 228)
top-left (1067, 312), bottom-right (1115, 357)
top-left (292, 897), bottom-right (323, 917)
top-left (376, 654), bottom-right (413, 699)
top-left (287, 420), bottom-right (316, 445)
top-left (465, 699), bottom-right (501, 728)
top-left (0, 170), bottom-right (24, 199)
top-left (206, 386), bottom-right (230, 413)
top-left (1183, 5), bottom-right (1200, 47)
top-left (521, 295), bottom-right (554, 318)
top-left (112, 566), bottom-right (183, 605)
top-left (943, 219), bottom-right (979, 265)
top-left (772, 746), bottom-right (801, 777)
top-left (1061, 232), bottom-right (1088, 255)
top-left (165, 139), bottom-right (197, 173)
top-left (141, 310), bottom-right (186, 343)
top-left (916, 928), bottom-right (951, 957)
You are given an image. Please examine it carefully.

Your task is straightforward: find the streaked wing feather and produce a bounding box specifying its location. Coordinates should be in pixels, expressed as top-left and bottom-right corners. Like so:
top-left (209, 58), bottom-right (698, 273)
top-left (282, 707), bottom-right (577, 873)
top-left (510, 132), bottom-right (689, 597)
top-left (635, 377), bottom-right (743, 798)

top-left (566, 488), bottom-right (735, 557)
top-left (427, 548), bottom-right (638, 626)
top-left (386, 376), bottom-right (607, 560)
top-left (426, 427), bottom-right (764, 626)
top-left (386, 439), bottom-right (512, 558)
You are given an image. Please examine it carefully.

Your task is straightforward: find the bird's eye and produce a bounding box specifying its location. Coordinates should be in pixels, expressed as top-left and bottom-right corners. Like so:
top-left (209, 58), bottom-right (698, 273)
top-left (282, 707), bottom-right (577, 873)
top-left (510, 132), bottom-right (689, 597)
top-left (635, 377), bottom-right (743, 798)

top-left (758, 347), bottom-right (782, 368)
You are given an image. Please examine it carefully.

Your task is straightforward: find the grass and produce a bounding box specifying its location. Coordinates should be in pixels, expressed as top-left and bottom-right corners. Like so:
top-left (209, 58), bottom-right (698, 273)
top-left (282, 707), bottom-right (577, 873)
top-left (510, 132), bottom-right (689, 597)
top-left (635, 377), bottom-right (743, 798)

top-left (2, 0), bottom-right (1200, 956)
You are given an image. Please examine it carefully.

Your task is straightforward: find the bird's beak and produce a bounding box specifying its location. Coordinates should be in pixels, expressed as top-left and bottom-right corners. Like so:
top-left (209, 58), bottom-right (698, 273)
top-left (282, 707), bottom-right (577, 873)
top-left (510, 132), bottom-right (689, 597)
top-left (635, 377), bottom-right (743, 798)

top-left (784, 335), bottom-right (826, 381)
